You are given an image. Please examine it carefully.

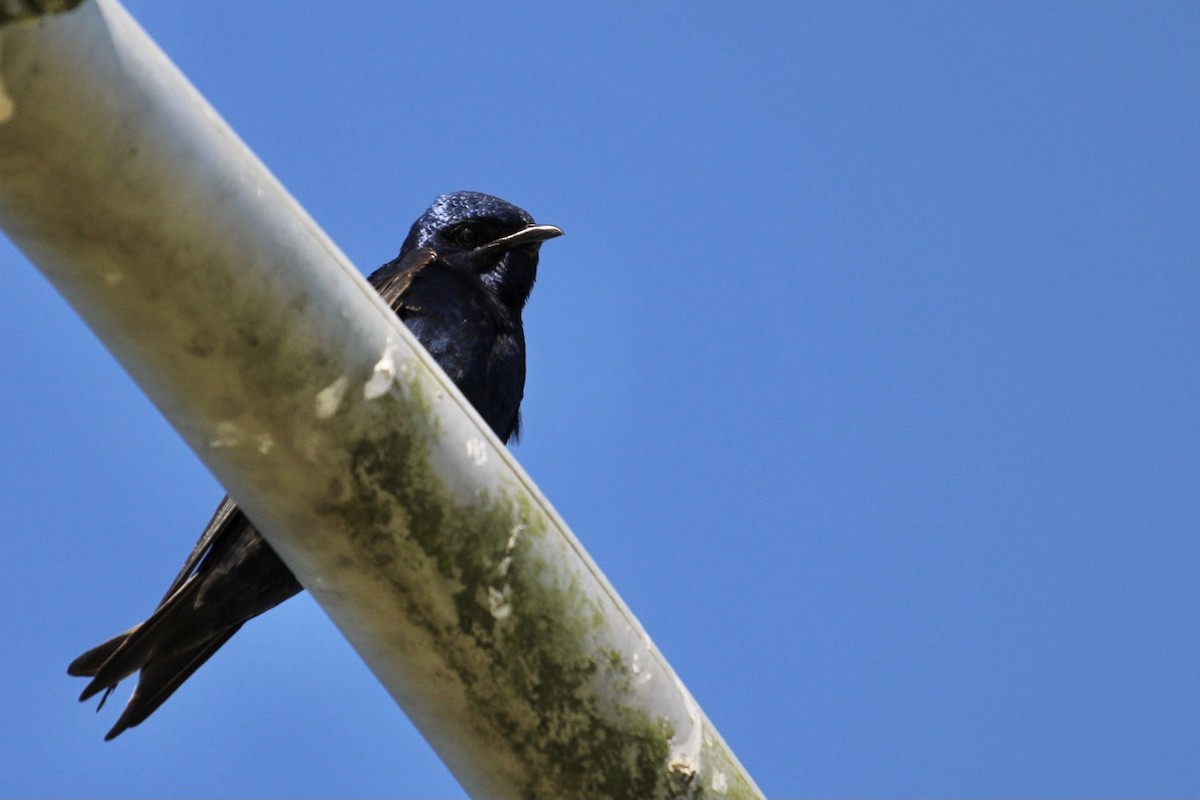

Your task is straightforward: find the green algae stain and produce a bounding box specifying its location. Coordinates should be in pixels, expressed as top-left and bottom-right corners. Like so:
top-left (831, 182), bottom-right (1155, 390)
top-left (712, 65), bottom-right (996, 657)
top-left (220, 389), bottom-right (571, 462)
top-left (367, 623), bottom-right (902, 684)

top-left (0, 0), bottom-right (85, 24)
top-left (313, 374), bottom-right (734, 798)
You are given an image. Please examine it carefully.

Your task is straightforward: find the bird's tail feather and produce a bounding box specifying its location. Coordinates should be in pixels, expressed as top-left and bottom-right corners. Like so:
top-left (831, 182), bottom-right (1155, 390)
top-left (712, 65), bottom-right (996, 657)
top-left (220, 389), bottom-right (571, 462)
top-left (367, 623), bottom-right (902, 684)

top-left (102, 626), bottom-right (241, 740)
top-left (68, 628), bottom-right (139, 681)
top-left (70, 575), bottom-right (197, 701)
top-left (66, 573), bottom-right (241, 738)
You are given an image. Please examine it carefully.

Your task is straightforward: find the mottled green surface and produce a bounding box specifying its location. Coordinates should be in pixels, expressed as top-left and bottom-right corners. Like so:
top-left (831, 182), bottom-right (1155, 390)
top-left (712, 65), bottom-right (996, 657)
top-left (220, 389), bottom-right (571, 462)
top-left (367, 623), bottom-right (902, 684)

top-left (309, 370), bottom-right (715, 798)
top-left (0, 0), bottom-right (85, 25)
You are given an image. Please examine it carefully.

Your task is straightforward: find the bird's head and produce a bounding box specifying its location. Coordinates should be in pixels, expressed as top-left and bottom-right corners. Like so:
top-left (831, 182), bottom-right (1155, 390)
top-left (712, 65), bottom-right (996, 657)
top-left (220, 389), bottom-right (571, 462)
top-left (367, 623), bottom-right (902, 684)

top-left (400, 191), bottom-right (562, 311)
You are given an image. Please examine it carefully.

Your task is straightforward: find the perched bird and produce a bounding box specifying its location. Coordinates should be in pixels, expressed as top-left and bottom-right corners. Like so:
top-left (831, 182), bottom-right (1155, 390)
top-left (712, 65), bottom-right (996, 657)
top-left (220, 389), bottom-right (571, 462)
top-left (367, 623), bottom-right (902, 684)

top-left (67, 191), bottom-right (562, 740)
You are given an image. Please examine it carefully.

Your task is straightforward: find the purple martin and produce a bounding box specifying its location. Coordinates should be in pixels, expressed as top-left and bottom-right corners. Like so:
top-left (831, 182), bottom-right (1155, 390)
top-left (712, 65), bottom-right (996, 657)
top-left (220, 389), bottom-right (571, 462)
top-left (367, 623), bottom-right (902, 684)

top-left (68, 191), bottom-right (562, 740)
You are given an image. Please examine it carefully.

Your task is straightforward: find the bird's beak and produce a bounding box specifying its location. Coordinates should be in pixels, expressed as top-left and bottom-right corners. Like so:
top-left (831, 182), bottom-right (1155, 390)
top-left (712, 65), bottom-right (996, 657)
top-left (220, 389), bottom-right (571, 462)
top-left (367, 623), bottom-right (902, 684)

top-left (479, 224), bottom-right (564, 252)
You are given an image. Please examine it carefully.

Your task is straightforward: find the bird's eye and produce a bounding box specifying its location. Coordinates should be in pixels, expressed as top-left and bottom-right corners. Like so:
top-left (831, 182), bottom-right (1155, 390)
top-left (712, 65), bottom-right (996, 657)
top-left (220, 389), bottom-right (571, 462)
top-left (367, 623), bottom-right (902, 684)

top-left (451, 223), bottom-right (485, 248)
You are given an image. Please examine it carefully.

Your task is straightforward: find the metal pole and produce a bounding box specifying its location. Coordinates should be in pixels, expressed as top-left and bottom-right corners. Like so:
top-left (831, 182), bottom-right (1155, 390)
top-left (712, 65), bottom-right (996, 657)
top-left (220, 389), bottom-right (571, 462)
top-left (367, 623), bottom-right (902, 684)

top-left (0, 3), bottom-right (762, 798)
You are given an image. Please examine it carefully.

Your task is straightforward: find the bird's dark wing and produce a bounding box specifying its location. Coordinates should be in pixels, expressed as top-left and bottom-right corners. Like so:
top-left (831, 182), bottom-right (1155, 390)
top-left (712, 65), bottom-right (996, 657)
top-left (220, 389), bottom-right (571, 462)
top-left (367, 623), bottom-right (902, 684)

top-left (366, 246), bottom-right (439, 311)
top-left (156, 494), bottom-right (240, 604)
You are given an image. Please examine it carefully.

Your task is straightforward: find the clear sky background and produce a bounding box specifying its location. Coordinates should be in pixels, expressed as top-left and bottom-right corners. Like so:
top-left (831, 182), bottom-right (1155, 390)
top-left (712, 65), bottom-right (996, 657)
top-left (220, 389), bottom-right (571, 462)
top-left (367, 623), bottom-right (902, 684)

top-left (1, 2), bottom-right (1197, 797)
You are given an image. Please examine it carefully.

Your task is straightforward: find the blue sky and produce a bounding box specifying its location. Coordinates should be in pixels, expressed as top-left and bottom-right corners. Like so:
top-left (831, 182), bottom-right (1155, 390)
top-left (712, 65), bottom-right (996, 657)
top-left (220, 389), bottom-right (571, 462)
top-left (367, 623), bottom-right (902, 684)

top-left (1, 2), bottom-right (1198, 797)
